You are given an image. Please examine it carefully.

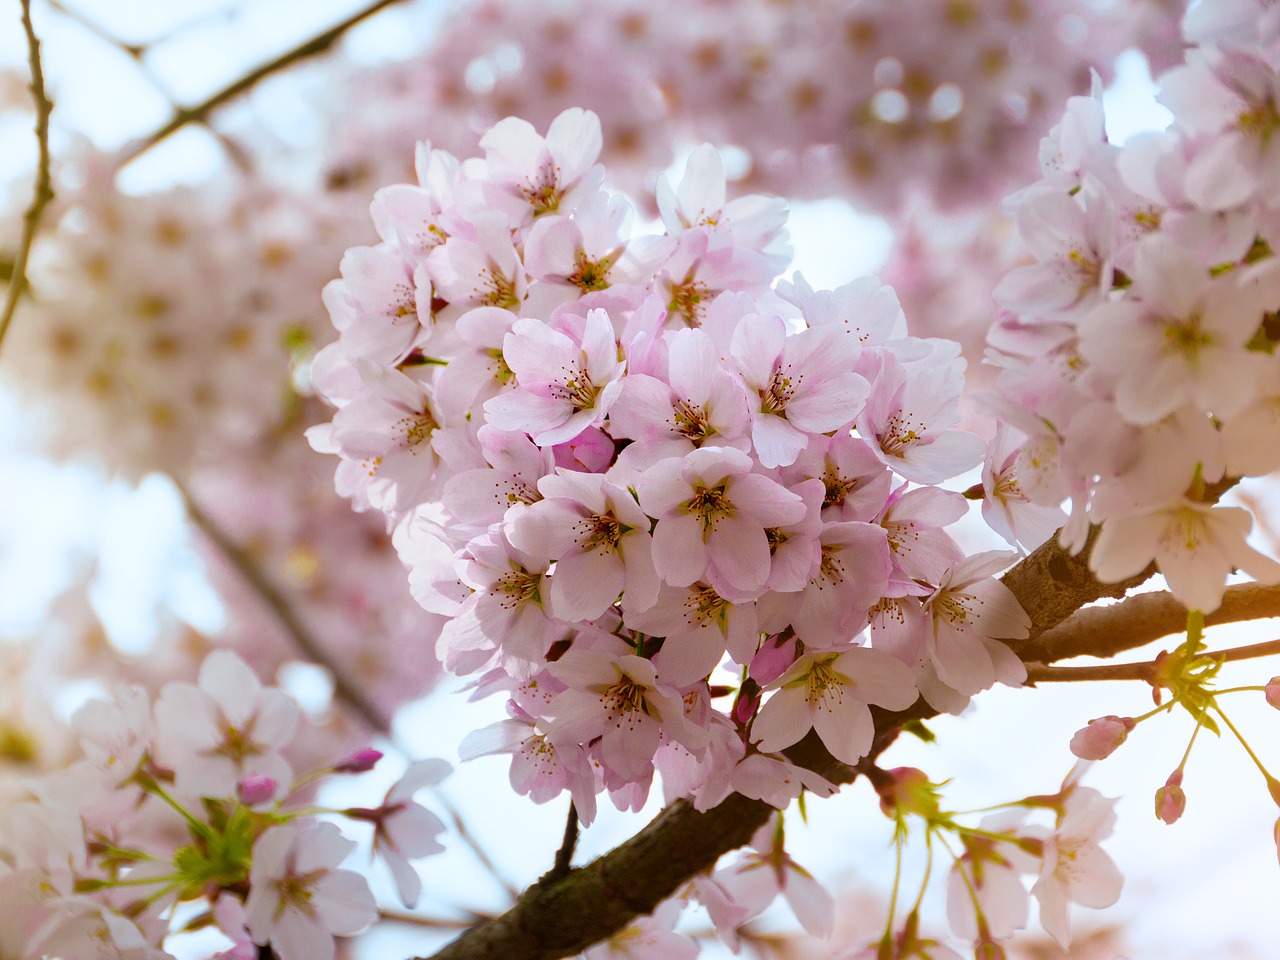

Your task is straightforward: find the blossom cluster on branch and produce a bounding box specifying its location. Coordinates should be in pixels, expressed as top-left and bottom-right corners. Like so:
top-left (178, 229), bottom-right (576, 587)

top-left (985, 2), bottom-right (1280, 614)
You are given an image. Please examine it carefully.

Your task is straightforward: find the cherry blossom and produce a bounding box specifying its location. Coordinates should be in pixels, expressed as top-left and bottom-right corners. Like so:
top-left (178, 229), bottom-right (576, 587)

top-left (636, 446), bottom-right (805, 597)
top-left (1031, 787), bottom-right (1124, 948)
top-left (244, 822), bottom-right (378, 960)
top-left (752, 645), bottom-right (918, 765)
top-left (152, 650), bottom-right (299, 800)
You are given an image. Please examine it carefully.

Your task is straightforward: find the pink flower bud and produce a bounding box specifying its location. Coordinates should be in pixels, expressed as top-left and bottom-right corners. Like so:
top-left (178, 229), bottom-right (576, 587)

top-left (876, 767), bottom-right (940, 820)
top-left (335, 748), bottom-right (384, 774)
top-left (1266, 677), bottom-right (1280, 710)
top-left (1155, 772), bottom-right (1186, 825)
top-left (236, 774), bottom-right (278, 807)
top-left (749, 633), bottom-right (798, 686)
top-left (1069, 715), bottom-right (1135, 760)
top-left (733, 680), bottom-right (761, 725)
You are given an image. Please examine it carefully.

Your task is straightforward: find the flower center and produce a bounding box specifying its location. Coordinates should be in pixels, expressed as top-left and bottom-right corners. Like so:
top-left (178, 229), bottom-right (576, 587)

top-left (576, 512), bottom-right (626, 553)
top-left (672, 399), bottom-right (714, 442)
top-left (685, 483), bottom-right (733, 531)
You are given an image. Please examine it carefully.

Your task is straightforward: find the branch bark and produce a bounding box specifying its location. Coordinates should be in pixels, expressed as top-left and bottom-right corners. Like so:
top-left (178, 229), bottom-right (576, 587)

top-left (117, 0), bottom-right (407, 165)
top-left (410, 530), bottom-right (1176, 960)
top-left (1019, 581), bottom-right (1280, 665)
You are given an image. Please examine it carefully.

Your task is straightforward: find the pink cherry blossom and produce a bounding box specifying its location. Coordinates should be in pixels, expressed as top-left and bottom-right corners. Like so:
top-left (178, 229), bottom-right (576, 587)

top-left (346, 758), bottom-right (450, 906)
top-left (1091, 501), bottom-right (1280, 613)
top-left (1069, 716), bottom-right (1135, 761)
top-left (1031, 787), bottom-right (1124, 948)
top-left (484, 308), bottom-right (625, 446)
top-left (729, 312), bottom-right (869, 468)
top-left (752, 645), bottom-right (918, 765)
top-left (152, 650), bottom-right (299, 799)
top-left (506, 470), bottom-right (658, 621)
top-left (636, 446), bottom-right (805, 598)
top-left (547, 646), bottom-right (708, 780)
top-left (244, 822), bottom-right (377, 960)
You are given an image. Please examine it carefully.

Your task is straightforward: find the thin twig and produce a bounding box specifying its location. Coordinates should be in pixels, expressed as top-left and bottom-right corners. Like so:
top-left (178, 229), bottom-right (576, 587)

top-left (1026, 637), bottom-right (1280, 683)
top-left (437, 790), bottom-right (521, 903)
top-left (547, 801), bottom-right (579, 880)
top-left (117, 0), bottom-right (407, 166)
top-left (0, 0), bottom-right (56, 353)
top-left (43, 0), bottom-right (146, 58)
top-left (42, 0), bottom-right (254, 172)
top-left (175, 478), bottom-right (392, 733)
top-left (179, 479), bottom-right (520, 902)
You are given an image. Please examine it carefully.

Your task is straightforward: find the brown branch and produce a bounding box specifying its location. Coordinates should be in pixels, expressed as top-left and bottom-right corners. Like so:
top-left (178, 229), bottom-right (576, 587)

top-left (117, 0), bottom-right (406, 166)
top-left (0, 0), bottom-right (56, 353)
top-left (1019, 581), bottom-right (1280, 664)
top-left (546, 801), bottom-right (579, 881)
top-left (424, 793), bottom-right (775, 960)
top-left (43, 0), bottom-right (146, 59)
top-left (1027, 636), bottom-right (1280, 683)
top-left (1000, 526), bottom-right (1155, 645)
top-left (379, 909), bottom-right (493, 930)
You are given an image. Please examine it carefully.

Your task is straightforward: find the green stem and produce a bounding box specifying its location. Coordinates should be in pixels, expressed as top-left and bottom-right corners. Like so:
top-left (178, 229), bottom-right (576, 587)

top-left (1175, 720), bottom-right (1203, 775)
top-left (1214, 704), bottom-right (1275, 784)
top-left (144, 780), bottom-right (213, 841)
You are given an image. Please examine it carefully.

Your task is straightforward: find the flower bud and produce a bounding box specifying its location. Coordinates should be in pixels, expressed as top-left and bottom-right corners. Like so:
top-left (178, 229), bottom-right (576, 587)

top-left (1069, 715), bottom-right (1134, 760)
top-left (236, 774), bottom-right (278, 807)
top-left (749, 633), bottom-right (798, 686)
top-left (1155, 773), bottom-right (1186, 825)
top-left (877, 767), bottom-right (941, 820)
top-left (733, 679), bottom-right (761, 725)
top-left (1266, 677), bottom-right (1280, 710)
top-left (335, 747), bottom-right (384, 774)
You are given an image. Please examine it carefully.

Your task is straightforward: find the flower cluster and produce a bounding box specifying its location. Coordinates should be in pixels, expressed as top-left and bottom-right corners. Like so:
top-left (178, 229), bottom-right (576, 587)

top-left (984, 2), bottom-right (1280, 613)
top-left (309, 107), bottom-right (1033, 825)
top-left (321, 0), bottom-right (1182, 215)
top-left (0, 649), bottom-right (448, 960)
top-left (3, 154), bottom-right (351, 481)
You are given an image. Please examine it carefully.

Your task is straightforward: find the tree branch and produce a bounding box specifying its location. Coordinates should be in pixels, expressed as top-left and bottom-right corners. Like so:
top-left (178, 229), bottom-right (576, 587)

top-left (1018, 582), bottom-right (1280, 665)
top-left (117, 0), bottom-right (407, 165)
top-left (1026, 636), bottom-right (1280, 683)
top-left (174, 479), bottom-right (392, 733)
top-left (43, 0), bottom-right (255, 172)
top-left (999, 527), bottom-right (1155, 645)
top-left (0, 0), bottom-right (56, 353)
top-left (546, 801), bottom-right (579, 881)
top-left (424, 793), bottom-right (775, 960)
